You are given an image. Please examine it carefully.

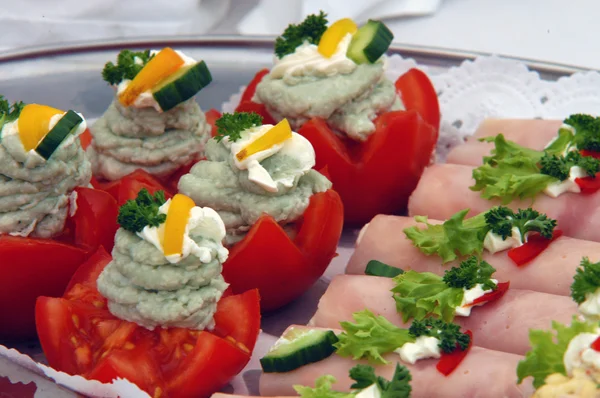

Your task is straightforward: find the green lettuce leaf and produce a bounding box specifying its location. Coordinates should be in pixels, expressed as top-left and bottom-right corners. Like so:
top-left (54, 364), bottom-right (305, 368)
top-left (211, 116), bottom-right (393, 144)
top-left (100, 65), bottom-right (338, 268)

top-left (392, 271), bottom-right (464, 323)
top-left (403, 210), bottom-right (488, 263)
top-left (517, 318), bottom-right (598, 388)
top-left (294, 375), bottom-right (355, 398)
top-left (350, 364), bottom-right (412, 398)
top-left (334, 310), bottom-right (415, 364)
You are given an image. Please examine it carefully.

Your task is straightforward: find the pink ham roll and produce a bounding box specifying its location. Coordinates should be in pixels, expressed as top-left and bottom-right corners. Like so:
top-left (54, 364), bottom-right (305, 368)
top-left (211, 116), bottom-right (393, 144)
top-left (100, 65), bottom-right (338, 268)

top-left (407, 162), bottom-right (600, 242)
top-left (259, 325), bottom-right (534, 398)
top-left (446, 119), bottom-right (563, 166)
top-left (346, 215), bottom-right (600, 296)
top-left (310, 274), bottom-right (577, 355)
top-left (211, 395), bottom-right (291, 398)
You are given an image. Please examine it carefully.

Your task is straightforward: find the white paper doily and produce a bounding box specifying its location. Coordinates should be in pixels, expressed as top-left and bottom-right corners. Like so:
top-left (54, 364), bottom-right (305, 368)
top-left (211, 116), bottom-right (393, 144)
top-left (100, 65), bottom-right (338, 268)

top-left (222, 54), bottom-right (600, 162)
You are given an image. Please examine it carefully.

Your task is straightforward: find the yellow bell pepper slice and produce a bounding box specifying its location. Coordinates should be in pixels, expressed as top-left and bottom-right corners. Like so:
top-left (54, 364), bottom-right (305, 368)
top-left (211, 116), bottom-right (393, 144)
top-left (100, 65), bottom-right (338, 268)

top-left (318, 18), bottom-right (358, 58)
top-left (118, 47), bottom-right (184, 107)
top-left (236, 118), bottom-right (292, 161)
top-left (18, 104), bottom-right (64, 151)
top-left (163, 194), bottom-right (196, 257)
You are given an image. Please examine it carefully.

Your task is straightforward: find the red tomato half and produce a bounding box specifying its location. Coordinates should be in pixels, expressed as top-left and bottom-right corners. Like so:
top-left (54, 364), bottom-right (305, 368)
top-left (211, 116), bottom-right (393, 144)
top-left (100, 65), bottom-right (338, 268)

top-left (93, 169), bottom-right (174, 207)
top-left (79, 128), bottom-right (93, 150)
top-left (235, 68), bottom-right (439, 225)
top-left (222, 189), bottom-right (344, 311)
top-left (205, 108), bottom-right (222, 137)
top-left (36, 248), bottom-right (261, 398)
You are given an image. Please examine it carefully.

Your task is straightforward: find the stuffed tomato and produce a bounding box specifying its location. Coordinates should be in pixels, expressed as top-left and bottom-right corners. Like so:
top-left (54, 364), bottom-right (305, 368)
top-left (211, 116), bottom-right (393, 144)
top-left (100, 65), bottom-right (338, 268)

top-left (36, 190), bottom-right (261, 398)
top-left (85, 47), bottom-right (220, 200)
top-left (0, 97), bottom-right (118, 341)
top-left (177, 112), bottom-right (344, 311)
top-left (234, 12), bottom-right (440, 225)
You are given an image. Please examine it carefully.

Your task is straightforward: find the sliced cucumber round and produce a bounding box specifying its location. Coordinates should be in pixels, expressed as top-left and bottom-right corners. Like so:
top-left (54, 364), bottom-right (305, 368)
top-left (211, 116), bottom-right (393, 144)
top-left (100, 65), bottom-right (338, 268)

top-left (35, 110), bottom-right (83, 159)
top-left (347, 20), bottom-right (394, 64)
top-left (152, 60), bottom-right (212, 112)
top-left (365, 260), bottom-right (404, 278)
top-left (260, 328), bottom-right (339, 373)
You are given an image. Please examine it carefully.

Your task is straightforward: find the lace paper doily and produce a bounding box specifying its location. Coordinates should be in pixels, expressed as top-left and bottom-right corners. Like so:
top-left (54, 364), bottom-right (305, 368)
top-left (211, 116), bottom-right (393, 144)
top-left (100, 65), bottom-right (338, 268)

top-left (222, 54), bottom-right (600, 162)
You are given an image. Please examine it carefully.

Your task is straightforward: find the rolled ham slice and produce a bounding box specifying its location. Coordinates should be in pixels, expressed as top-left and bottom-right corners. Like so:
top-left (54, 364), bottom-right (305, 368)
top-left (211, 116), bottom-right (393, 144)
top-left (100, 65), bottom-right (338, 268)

top-left (259, 325), bottom-right (535, 398)
top-left (407, 162), bottom-right (600, 243)
top-left (310, 274), bottom-right (577, 355)
top-left (211, 395), bottom-right (291, 398)
top-left (346, 214), bottom-right (600, 296)
top-left (446, 119), bottom-right (563, 166)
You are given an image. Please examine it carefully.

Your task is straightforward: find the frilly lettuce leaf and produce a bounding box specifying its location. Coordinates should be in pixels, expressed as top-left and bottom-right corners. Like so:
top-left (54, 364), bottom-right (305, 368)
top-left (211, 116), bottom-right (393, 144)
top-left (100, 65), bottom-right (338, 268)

top-left (294, 375), bottom-right (354, 398)
top-left (517, 318), bottom-right (598, 388)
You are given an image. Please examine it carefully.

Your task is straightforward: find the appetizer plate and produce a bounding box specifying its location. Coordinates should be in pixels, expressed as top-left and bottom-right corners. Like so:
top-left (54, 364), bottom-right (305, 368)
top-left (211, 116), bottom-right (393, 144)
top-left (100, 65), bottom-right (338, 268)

top-left (0, 36), bottom-right (595, 398)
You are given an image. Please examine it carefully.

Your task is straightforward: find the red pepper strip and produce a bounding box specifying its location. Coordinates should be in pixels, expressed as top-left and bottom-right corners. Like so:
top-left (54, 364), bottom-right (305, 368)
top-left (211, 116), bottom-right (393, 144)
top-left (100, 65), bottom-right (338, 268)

top-left (507, 230), bottom-right (563, 267)
top-left (436, 330), bottom-right (473, 376)
top-left (580, 149), bottom-right (600, 160)
top-left (575, 172), bottom-right (600, 194)
top-left (465, 282), bottom-right (510, 307)
top-left (591, 336), bottom-right (600, 352)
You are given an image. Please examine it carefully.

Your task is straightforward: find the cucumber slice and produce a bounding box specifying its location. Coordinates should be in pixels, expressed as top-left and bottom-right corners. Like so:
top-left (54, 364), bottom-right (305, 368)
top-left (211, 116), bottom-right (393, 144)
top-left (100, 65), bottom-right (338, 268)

top-left (347, 20), bottom-right (394, 64)
top-left (365, 260), bottom-right (404, 278)
top-left (35, 111), bottom-right (83, 159)
top-left (260, 328), bottom-right (339, 373)
top-left (152, 60), bottom-right (212, 112)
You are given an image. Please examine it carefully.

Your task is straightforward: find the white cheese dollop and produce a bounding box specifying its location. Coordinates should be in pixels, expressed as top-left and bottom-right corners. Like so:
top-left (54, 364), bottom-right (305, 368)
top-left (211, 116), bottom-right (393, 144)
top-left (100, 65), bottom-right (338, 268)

top-left (269, 33), bottom-right (357, 83)
top-left (394, 336), bottom-right (441, 364)
top-left (483, 227), bottom-right (523, 254)
top-left (115, 49), bottom-right (196, 112)
top-left (564, 333), bottom-right (600, 376)
top-left (223, 124), bottom-right (315, 193)
top-left (137, 199), bottom-right (229, 265)
top-left (543, 166), bottom-right (588, 198)
top-left (455, 279), bottom-right (498, 317)
top-left (580, 289), bottom-right (600, 319)
top-left (355, 384), bottom-right (382, 398)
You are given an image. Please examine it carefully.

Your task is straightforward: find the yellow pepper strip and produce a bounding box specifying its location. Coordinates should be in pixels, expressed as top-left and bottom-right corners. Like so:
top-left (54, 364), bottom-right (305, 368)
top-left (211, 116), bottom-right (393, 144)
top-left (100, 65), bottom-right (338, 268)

top-left (235, 118), bottom-right (292, 161)
top-left (163, 194), bottom-right (196, 257)
top-left (317, 18), bottom-right (358, 58)
top-left (18, 104), bottom-right (64, 151)
top-left (118, 47), bottom-right (184, 107)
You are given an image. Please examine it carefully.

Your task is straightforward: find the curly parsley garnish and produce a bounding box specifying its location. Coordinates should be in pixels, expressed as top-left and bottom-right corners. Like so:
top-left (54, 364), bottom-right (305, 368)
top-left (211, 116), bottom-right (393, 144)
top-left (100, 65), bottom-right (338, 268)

top-left (117, 188), bottom-right (167, 233)
top-left (571, 257), bottom-right (600, 304)
top-left (443, 256), bottom-right (497, 291)
top-left (274, 11), bottom-right (329, 58)
top-left (214, 112), bottom-right (263, 142)
top-left (485, 207), bottom-right (557, 240)
top-left (0, 95), bottom-right (25, 131)
top-left (408, 318), bottom-right (471, 353)
top-left (540, 150), bottom-right (600, 181)
top-left (102, 49), bottom-right (154, 85)
top-left (566, 113), bottom-right (600, 152)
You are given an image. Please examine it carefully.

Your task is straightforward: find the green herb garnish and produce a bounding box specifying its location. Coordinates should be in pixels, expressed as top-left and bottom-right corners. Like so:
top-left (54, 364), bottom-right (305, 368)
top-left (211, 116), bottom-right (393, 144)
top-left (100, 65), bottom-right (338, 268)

top-left (392, 256), bottom-right (499, 322)
top-left (214, 111), bottom-right (263, 142)
top-left (566, 114), bottom-right (600, 152)
top-left (540, 150), bottom-right (600, 181)
top-left (117, 188), bottom-right (167, 233)
top-left (408, 318), bottom-right (471, 353)
top-left (571, 257), bottom-right (600, 304)
top-left (274, 11), bottom-right (329, 58)
top-left (0, 95), bottom-right (25, 134)
top-left (293, 364), bottom-right (412, 398)
top-left (517, 317), bottom-right (598, 388)
top-left (403, 207), bottom-right (557, 263)
top-left (102, 49), bottom-right (154, 85)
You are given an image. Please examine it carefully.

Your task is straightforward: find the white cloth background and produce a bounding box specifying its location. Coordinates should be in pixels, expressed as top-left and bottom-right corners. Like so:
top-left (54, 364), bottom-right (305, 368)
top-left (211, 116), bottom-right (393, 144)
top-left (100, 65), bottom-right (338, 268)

top-left (1, 0), bottom-right (599, 69)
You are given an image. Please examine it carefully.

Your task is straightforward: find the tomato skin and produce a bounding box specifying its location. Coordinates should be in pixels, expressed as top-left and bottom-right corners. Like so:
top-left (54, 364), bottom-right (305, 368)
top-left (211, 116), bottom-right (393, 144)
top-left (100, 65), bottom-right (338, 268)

top-left (240, 68), bottom-right (270, 104)
top-left (92, 169), bottom-right (173, 206)
top-left (436, 330), bottom-right (473, 376)
top-left (591, 336), bottom-right (600, 351)
top-left (0, 237), bottom-right (88, 341)
top-left (508, 230), bottom-right (563, 266)
top-left (466, 281), bottom-right (510, 307)
top-left (205, 108), bottom-right (222, 138)
top-left (79, 128), bottom-right (93, 150)
top-left (222, 189), bottom-right (343, 311)
top-left (213, 289), bottom-right (261, 351)
top-left (395, 68), bottom-right (441, 132)
top-left (235, 101), bottom-right (277, 125)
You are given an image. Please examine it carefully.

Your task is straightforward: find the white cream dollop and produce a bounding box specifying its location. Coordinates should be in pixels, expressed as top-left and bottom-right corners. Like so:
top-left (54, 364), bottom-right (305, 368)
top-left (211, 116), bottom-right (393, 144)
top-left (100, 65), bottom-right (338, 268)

top-left (544, 166), bottom-right (588, 198)
top-left (564, 333), bottom-right (600, 376)
top-left (223, 124), bottom-right (315, 193)
top-left (115, 49), bottom-right (196, 112)
top-left (455, 279), bottom-right (498, 317)
top-left (137, 199), bottom-right (229, 265)
top-left (580, 289), bottom-right (600, 319)
top-left (355, 384), bottom-right (382, 398)
top-left (269, 33), bottom-right (357, 83)
top-left (483, 227), bottom-right (523, 254)
top-left (394, 336), bottom-right (441, 364)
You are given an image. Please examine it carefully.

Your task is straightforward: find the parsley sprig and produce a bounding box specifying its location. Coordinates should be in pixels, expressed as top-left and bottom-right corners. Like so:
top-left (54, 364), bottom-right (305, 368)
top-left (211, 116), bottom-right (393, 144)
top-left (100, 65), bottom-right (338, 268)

top-left (102, 49), bottom-right (154, 85)
top-left (274, 11), bottom-right (329, 58)
top-left (0, 95), bottom-right (25, 133)
top-left (484, 207), bottom-right (557, 241)
top-left (117, 188), bottom-right (167, 233)
top-left (540, 150), bottom-right (600, 181)
top-left (214, 112), bottom-right (263, 142)
top-left (571, 257), bottom-right (600, 304)
top-left (408, 318), bottom-right (471, 353)
top-left (442, 256), bottom-right (497, 291)
top-left (566, 113), bottom-right (600, 152)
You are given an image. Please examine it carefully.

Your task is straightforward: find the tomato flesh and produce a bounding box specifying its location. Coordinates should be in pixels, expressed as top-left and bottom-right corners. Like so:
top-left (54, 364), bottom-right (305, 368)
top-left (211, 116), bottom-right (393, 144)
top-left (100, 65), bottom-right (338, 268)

top-left (508, 230), bottom-right (563, 266)
top-left (466, 282), bottom-right (510, 307)
top-left (436, 330), bottom-right (473, 376)
top-left (36, 247), bottom-right (261, 398)
top-left (205, 108), bottom-right (222, 137)
top-left (591, 336), bottom-right (600, 352)
top-left (92, 169), bottom-right (174, 206)
top-left (222, 189), bottom-right (343, 311)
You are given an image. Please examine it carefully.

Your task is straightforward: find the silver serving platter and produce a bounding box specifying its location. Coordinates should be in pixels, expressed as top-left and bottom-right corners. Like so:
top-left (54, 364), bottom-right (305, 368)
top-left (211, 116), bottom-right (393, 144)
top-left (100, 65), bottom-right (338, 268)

top-left (0, 36), bottom-right (590, 397)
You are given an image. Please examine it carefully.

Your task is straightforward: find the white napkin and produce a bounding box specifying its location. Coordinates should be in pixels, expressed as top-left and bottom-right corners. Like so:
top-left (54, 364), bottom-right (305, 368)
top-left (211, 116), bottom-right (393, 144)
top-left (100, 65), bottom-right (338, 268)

top-left (0, 0), bottom-right (231, 52)
top-left (236, 0), bottom-right (443, 36)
